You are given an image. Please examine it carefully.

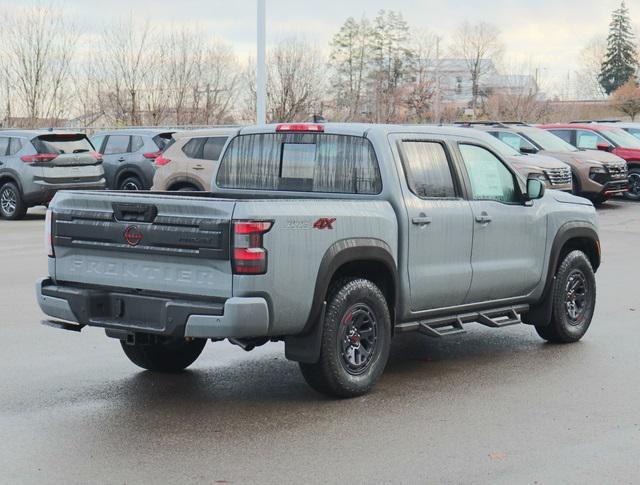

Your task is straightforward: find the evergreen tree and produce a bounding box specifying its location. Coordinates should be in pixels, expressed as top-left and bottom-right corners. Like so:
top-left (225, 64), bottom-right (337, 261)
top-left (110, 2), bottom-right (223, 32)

top-left (328, 17), bottom-right (372, 119)
top-left (599, 1), bottom-right (639, 95)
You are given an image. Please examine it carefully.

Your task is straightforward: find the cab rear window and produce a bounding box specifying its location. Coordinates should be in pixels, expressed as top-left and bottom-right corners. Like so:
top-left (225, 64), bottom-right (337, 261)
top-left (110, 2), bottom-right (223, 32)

top-left (32, 134), bottom-right (93, 155)
top-left (217, 133), bottom-right (382, 194)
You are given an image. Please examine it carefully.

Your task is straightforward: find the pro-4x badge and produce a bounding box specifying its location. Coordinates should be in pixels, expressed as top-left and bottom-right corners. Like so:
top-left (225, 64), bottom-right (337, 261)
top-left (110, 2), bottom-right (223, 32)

top-left (313, 218), bottom-right (336, 230)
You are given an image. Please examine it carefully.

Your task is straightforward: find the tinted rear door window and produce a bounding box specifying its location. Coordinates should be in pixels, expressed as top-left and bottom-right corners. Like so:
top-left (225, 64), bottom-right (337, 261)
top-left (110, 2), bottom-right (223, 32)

top-left (182, 138), bottom-right (207, 159)
top-left (202, 137), bottom-right (227, 161)
top-left (8, 138), bottom-right (23, 155)
top-left (130, 136), bottom-right (144, 152)
top-left (399, 141), bottom-right (457, 198)
top-left (103, 135), bottom-right (130, 155)
top-left (217, 133), bottom-right (381, 194)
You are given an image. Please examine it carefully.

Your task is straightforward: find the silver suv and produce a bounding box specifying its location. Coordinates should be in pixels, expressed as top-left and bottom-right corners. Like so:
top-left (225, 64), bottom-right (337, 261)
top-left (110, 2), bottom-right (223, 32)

top-left (0, 130), bottom-right (106, 220)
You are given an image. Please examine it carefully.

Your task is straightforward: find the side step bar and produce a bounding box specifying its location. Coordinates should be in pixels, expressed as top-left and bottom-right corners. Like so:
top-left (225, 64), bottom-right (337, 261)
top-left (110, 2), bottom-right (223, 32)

top-left (395, 304), bottom-right (529, 338)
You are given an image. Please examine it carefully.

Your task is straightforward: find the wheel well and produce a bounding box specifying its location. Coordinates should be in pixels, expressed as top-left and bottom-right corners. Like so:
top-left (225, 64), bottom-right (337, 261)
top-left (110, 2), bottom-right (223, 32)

top-left (627, 162), bottom-right (640, 171)
top-left (328, 260), bottom-right (396, 323)
top-left (116, 170), bottom-right (142, 186)
top-left (0, 175), bottom-right (20, 192)
top-left (168, 181), bottom-right (201, 191)
top-left (559, 237), bottom-right (600, 272)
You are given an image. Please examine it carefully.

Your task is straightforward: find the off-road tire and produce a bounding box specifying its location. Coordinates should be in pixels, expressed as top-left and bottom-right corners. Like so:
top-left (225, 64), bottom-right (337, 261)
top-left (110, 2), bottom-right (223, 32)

top-left (0, 182), bottom-right (27, 220)
top-left (536, 250), bottom-right (596, 343)
top-left (299, 278), bottom-right (391, 398)
top-left (121, 337), bottom-right (206, 372)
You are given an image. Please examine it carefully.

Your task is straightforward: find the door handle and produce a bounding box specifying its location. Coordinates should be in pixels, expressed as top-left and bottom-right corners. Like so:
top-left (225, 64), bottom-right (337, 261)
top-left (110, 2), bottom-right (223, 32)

top-left (117, 157), bottom-right (125, 162)
top-left (412, 215), bottom-right (432, 226)
top-left (475, 212), bottom-right (492, 224)
top-left (193, 165), bottom-right (205, 171)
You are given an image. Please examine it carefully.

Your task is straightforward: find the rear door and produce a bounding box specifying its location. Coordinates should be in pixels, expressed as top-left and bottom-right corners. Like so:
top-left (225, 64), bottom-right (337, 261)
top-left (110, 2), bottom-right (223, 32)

top-left (185, 137), bottom-right (228, 190)
top-left (457, 143), bottom-right (547, 302)
top-left (100, 135), bottom-right (130, 186)
top-left (394, 136), bottom-right (473, 311)
top-left (51, 192), bottom-right (235, 299)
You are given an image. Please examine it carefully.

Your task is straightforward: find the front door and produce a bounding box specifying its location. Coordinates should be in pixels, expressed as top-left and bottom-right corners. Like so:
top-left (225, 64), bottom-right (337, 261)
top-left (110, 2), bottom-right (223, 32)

top-left (397, 138), bottom-right (474, 311)
top-left (457, 143), bottom-right (547, 303)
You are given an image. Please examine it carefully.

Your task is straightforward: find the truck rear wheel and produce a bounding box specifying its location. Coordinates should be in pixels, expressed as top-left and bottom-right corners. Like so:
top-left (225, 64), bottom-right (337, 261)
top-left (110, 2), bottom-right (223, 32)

top-left (121, 337), bottom-right (206, 372)
top-left (299, 278), bottom-right (391, 398)
top-left (536, 250), bottom-right (596, 344)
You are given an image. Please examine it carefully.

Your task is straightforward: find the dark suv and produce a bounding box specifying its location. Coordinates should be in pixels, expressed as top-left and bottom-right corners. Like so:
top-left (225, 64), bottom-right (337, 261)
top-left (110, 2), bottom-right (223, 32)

top-left (0, 131), bottom-right (105, 220)
top-left (90, 129), bottom-right (174, 190)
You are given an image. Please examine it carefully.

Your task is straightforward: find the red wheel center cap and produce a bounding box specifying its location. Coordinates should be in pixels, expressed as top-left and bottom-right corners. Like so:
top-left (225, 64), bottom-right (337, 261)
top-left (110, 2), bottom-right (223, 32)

top-left (349, 334), bottom-right (361, 345)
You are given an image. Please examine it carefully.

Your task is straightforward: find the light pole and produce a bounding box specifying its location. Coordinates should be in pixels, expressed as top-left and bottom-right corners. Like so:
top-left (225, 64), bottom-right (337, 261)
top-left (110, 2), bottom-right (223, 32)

top-left (256, 0), bottom-right (267, 125)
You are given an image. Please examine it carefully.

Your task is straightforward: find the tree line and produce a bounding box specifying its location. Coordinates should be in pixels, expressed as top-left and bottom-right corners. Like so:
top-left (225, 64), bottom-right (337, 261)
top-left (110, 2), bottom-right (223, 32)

top-left (1, 2), bottom-right (640, 129)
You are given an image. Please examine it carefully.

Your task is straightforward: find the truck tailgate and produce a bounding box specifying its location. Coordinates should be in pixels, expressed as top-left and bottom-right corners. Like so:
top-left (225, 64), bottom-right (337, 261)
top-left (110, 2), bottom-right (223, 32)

top-left (50, 191), bottom-right (234, 299)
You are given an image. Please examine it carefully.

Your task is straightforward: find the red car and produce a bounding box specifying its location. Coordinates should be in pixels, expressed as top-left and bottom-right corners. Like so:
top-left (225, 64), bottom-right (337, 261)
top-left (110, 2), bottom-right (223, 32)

top-left (539, 124), bottom-right (640, 200)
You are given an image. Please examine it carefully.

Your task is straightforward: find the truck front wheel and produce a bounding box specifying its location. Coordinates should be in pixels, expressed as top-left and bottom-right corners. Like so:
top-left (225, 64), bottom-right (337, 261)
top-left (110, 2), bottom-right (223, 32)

top-left (536, 250), bottom-right (596, 343)
top-left (121, 337), bottom-right (206, 372)
top-left (299, 278), bottom-right (391, 398)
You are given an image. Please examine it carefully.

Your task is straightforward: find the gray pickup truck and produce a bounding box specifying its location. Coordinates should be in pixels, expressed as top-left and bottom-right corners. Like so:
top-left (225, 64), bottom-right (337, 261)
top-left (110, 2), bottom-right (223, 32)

top-left (37, 123), bottom-right (600, 398)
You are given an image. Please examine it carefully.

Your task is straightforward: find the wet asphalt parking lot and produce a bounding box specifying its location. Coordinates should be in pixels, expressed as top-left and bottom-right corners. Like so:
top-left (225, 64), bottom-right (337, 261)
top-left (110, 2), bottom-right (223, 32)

top-left (1, 201), bottom-right (639, 484)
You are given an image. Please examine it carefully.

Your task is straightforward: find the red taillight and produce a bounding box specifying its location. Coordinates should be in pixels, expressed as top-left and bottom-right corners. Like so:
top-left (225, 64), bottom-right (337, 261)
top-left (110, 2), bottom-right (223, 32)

top-left (21, 153), bottom-right (58, 164)
top-left (276, 123), bottom-right (324, 133)
top-left (90, 151), bottom-right (103, 162)
top-left (232, 220), bottom-right (273, 275)
top-left (45, 209), bottom-right (54, 257)
top-left (155, 156), bottom-right (171, 166)
top-left (144, 151), bottom-right (162, 160)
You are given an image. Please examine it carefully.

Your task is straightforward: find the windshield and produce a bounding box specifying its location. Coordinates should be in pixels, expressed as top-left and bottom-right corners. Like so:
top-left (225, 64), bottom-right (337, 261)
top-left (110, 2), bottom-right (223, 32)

top-left (523, 129), bottom-right (578, 152)
top-left (483, 136), bottom-right (521, 157)
top-left (601, 129), bottom-right (640, 149)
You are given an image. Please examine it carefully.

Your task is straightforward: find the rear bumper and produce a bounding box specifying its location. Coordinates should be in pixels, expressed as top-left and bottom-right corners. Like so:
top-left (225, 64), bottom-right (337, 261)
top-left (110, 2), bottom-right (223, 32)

top-left (24, 180), bottom-right (106, 205)
top-left (36, 278), bottom-right (269, 339)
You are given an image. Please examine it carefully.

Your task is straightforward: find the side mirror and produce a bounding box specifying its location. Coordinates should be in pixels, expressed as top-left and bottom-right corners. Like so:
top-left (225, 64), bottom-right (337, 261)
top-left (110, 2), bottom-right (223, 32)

top-left (527, 178), bottom-right (545, 200)
top-left (596, 142), bottom-right (612, 152)
top-left (520, 146), bottom-right (538, 155)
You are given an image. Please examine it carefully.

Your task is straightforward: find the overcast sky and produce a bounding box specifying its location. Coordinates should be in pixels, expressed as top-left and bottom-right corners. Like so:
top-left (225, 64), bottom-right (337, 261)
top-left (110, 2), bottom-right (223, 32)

top-left (0, 0), bottom-right (637, 91)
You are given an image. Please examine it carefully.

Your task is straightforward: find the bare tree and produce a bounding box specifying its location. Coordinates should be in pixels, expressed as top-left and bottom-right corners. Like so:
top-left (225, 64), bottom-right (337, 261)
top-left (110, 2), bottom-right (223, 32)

top-left (194, 40), bottom-right (240, 124)
top-left (1, 3), bottom-right (78, 126)
top-left (406, 30), bottom-right (440, 122)
top-left (100, 17), bottom-right (154, 125)
top-left (611, 80), bottom-right (640, 120)
top-left (264, 38), bottom-right (325, 123)
top-left (450, 21), bottom-right (503, 115)
top-left (576, 37), bottom-right (608, 99)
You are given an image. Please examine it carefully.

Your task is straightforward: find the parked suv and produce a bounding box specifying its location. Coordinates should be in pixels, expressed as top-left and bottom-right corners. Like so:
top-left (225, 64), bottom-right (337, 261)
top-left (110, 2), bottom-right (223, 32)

top-left (539, 123), bottom-right (638, 200)
top-left (463, 122), bottom-right (628, 202)
top-left (456, 123), bottom-right (573, 192)
top-left (152, 128), bottom-right (234, 191)
top-left (38, 123), bottom-right (600, 398)
top-left (90, 129), bottom-right (175, 190)
top-left (0, 130), bottom-right (105, 220)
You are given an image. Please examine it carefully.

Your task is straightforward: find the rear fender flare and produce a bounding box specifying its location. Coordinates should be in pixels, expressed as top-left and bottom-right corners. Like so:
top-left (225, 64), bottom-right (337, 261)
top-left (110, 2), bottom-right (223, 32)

top-left (285, 238), bottom-right (398, 364)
